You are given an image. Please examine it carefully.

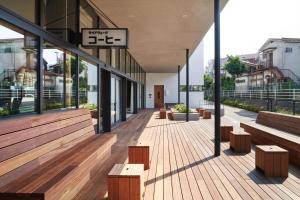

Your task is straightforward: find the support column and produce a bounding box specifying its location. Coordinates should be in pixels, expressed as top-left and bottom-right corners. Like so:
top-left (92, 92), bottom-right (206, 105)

top-left (97, 66), bottom-right (102, 133)
top-left (133, 82), bottom-right (138, 114)
top-left (102, 70), bottom-right (111, 132)
top-left (214, 0), bottom-right (221, 157)
top-left (37, 36), bottom-right (43, 114)
top-left (178, 65), bottom-right (181, 104)
top-left (186, 49), bottom-right (189, 122)
top-left (121, 78), bottom-right (127, 121)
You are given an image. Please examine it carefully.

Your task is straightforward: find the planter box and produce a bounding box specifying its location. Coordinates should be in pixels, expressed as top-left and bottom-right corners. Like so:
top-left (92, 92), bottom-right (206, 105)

top-left (171, 108), bottom-right (199, 121)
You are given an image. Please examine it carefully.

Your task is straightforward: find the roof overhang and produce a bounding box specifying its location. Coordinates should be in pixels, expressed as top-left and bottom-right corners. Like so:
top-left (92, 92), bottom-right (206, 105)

top-left (88, 0), bottom-right (228, 72)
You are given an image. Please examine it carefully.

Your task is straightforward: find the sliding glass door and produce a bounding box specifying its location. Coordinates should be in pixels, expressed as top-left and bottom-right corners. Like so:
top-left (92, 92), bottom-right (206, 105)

top-left (111, 75), bottom-right (121, 125)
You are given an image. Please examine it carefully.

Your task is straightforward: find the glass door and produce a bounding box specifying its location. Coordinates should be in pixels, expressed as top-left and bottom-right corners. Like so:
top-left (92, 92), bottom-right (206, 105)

top-left (115, 78), bottom-right (121, 122)
top-left (111, 75), bottom-right (121, 125)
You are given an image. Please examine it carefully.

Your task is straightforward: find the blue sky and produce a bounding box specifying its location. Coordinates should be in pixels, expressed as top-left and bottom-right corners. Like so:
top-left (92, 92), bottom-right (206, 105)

top-left (203, 0), bottom-right (300, 66)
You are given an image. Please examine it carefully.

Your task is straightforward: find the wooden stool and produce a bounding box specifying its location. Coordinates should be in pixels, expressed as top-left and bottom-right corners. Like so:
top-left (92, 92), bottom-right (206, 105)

top-left (108, 164), bottom-right (144, 200)
top-left (230, 130), bottom-right (251, 153)
top-left (128, 141), bottom-right (150, 170)
top-left (159, 108), bottom-right (166, 119)
top-left (203, 111), bottom-right (211, 119)
top-left (198, 108), bottom-right (205, 117)
top-left (255, 145), bottom-right (289, 177)
top-left (221, 124), bottom-right (233, 142)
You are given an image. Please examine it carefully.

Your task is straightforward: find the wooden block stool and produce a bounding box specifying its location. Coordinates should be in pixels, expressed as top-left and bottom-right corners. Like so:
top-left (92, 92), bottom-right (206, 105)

top-left (255, 145), bottom-right (289, 177)
top-left (108, 164), bottom-right (144, 200)
top-left (230, 130), bottom-right (251, 153)
top-left (159, 108), bottom-right (166, 119)
top-left (198, 108), bottom-right (205, 117)
top-left (221, 124), bottom-right (233, 142)
top-left (203, 111), bottom-right (211, 119)
top-left (128, 141), bottom-right (150, 170)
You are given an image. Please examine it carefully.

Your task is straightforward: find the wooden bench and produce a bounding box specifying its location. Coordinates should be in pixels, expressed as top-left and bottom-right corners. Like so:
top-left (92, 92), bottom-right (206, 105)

top-left (230, 130), bottom-right (251, 153)
top-left (108, 164), bottom-right (144, 200)
top-left (128, 141), bottom-right (150, 170)
top-left (203, 111), bottom-right (211, 119)
top-left (256, 145), bottom-right (289, 177)
top-left (0, 109), bottom-right (116, 200)
top-left (159, 108), bottom-right (166, 119)
top-left (241, 111), bottom-right (300, 167)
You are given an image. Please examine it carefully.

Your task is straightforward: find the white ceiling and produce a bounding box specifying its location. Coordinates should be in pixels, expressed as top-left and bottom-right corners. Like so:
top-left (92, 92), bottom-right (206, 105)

top-left (89, 0), bottom-right (228, 72)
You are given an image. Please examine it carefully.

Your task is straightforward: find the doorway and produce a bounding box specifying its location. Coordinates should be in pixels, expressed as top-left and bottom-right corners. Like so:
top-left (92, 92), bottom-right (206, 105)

top-left (154, 85), bottom-right (164, 108)
top-left (111, 75), bottom-right (121, 125)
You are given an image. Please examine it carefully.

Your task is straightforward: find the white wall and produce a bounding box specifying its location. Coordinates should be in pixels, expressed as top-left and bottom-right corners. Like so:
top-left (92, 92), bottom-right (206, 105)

top-left (146, 41), bottom-right (205, 108)
top-left (179, 40), bottom-right (204, 108)
top-left (146, 73), bottom-right (178, 108)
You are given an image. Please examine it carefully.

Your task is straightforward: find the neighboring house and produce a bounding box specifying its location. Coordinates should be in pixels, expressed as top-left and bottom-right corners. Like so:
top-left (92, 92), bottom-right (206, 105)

top-left (258, 38), bottom-right (300, 83)
top-left (235, 38), bottom-right (300, 90)
top-left (206, 53), bottom-right (258, 78)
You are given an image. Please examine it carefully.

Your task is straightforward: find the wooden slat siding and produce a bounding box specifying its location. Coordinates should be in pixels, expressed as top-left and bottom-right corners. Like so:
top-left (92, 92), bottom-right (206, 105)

top-left (256, 111), bottom-right (300, 136)
top-left (0, 130), bottom-right (95, 188)
top-left (241, 122), bottom-right (300, 167)
top-left (0, 126), bottom-right (94, 177)
top-left (0, 113), bottom-right (91, 149)
top-left (0, 133), bottom-right (97, 192)
top-left (0, 119), bottom-right (92, 162)
top-left (0, 134), bottom-right (116, 200)
top-left (0, 109), bottom-right (89, 136)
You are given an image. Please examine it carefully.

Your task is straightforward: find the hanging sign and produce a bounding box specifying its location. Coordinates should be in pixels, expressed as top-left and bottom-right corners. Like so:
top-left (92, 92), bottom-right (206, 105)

top-left (81, 28), bottom-right (128, 48)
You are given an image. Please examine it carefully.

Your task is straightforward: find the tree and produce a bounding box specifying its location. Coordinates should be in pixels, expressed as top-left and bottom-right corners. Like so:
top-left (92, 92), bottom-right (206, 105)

top-left (204, 74), bottom-right (213, 90)
top-left (224, 55), bottom-right (246, 78)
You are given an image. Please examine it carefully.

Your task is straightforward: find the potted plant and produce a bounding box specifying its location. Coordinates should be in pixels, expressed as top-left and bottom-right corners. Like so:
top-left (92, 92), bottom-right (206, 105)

top-left (171, 104), bottom-right (199, 121)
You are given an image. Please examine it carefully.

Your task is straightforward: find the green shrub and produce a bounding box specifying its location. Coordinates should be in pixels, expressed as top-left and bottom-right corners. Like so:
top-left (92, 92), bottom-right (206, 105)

top-left (174, 104), bottom-right (191, 113)
top-left (221, 99), bottom-right (263, 113)
top-left (0, 108), bottom-right (10, 116)
top-left (82, 103), bottom-right (97, 110)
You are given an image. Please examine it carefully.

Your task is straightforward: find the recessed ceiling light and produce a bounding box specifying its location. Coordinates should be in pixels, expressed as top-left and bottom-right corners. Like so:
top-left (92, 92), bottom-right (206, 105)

top-left (182, 14), bottom-right (188, 18)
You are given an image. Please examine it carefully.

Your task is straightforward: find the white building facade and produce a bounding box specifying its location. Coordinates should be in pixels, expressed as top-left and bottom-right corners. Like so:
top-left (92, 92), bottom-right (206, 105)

top-left (259, 38), bottom-right (300, 82)
top-left (146, 41), bottom-right (204, 109)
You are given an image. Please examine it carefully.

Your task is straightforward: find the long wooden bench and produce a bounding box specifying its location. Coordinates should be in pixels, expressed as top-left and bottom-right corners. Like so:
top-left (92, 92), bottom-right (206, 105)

top-left (241, 111), bottom-right (300, 167)
top-left (0, 109), bottom-right (116, 200)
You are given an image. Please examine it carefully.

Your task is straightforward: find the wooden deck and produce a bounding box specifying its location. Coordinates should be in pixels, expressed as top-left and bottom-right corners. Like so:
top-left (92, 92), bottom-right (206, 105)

top-left (73, 109), bottom-right (300, 200)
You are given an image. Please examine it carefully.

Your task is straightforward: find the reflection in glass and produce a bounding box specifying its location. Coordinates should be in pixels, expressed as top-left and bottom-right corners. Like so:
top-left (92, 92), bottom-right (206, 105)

top-left (0, 21), bottom-right (37, 117)
top-left (43, 43), bottom-right (64, 110)
top-left (126, 52), bottom-right (130, 75)
top-left (79, 59), bottom-right (99, 128)
top-left (65, 52), bottom-right (76, 107)
top-left (111, 48), bottom-right (120, 70)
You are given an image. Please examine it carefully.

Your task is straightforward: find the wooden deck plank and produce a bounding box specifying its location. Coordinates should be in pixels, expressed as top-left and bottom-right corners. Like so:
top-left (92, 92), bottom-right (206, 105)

top-left (69, 109), bottom-right (300, 200)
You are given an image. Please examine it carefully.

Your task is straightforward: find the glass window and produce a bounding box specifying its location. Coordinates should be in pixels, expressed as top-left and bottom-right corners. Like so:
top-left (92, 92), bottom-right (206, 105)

top-left (79, 58), bottom-right (99, 128)
top-left (79, 59), bottom-right (97, 107)
top-left (43, 42), bottom-right (64, 110)
top-left (65, 52), bottom-right (76, 108)
top-left (126, 51), bottom-right (130, 76)
top-left (0, 21), bottom-right (37, 117)
top-left (0, 0), bottom-right (36, 23)
top-left (79, 0), bottom-right (97, 56)
top-left (120, 49), bottom-right (126, 73)
top-left (41, 0), bottom-right (76, 43)
top-left (111, 48), bottom-right (120, 70)
top-left (130, 58), bottom-right (135, 78)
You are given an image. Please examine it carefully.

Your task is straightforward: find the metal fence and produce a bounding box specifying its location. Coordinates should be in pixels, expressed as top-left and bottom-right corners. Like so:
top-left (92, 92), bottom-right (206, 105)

top-left (221, 89), bottom-right (300, 101)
